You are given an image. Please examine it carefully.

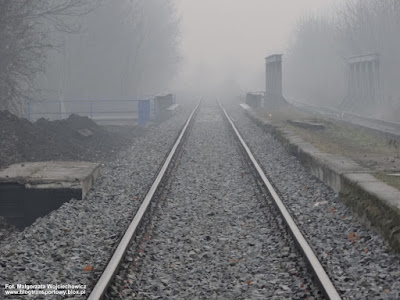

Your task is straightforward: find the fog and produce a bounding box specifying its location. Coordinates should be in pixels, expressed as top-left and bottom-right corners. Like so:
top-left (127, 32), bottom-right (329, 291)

top-left (173, 0), bottom-right (341, 97)
top-left (1, 0), bottom-right (399, 120)
top-left (36, 0), bottom-right (180, 102)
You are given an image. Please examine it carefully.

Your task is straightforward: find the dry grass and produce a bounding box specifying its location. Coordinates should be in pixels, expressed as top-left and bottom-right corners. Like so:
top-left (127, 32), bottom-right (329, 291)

top-left (257, 107), bottom-right (399, 157)
top-left (258, 106), bottom-right (311, 126)
top-left (374, 173), bottom-right (400, 191)
top-left (256, 106), bottom-right (400, 190)
top-left (287, 121), bottom-right (398, 157)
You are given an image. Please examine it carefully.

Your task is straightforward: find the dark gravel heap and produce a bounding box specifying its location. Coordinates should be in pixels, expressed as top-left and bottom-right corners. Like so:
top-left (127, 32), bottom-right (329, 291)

top-left (226, 103), bottom-right (400, 299)
top-left (0, 110), bottom-right (135, 169)
top-left (113, 101), bottom-right (321, 299)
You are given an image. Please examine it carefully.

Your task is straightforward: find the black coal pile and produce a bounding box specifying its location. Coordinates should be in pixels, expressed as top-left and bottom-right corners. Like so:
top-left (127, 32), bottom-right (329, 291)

top-left (0, 111), bottom-right (134, 169)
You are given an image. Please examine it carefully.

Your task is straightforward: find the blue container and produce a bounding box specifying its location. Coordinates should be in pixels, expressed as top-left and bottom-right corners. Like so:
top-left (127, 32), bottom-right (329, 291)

top-left (138, 99), bottom-right (150, 126)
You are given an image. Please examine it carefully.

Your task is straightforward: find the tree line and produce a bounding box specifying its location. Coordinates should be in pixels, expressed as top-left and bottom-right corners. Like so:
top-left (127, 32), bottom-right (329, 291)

top-left (0, 0), bottom-right (181, 116)
top-left (285, 0), bottom-right (400, 120)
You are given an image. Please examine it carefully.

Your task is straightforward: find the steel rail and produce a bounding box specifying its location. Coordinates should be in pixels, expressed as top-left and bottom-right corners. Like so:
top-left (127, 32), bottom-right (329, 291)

top-left (88, 100), bottom-right (201, 300)
top-left (218, 98), bottom-right (341, 300)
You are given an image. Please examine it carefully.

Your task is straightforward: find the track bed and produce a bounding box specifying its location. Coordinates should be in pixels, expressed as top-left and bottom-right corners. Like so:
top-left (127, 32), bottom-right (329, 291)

top-left (109, 100), bottom-right (321, 299)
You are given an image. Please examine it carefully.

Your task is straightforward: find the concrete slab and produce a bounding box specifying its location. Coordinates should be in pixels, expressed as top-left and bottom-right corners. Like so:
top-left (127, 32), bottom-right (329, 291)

top-left (344, 173), bottom-right (381, 183)
top-left (0, 161), bottom-right (101, 227)
top-left (288, 119), bottom-right (325, 131)
top-left (322, 154), bottom-right (369, 173)
top-left (296, 141), bottom-right (321, 155)
top-left (166, 104), bottom-right (180, 111)
top-left (358, 181), bottom-right (400, 210)
top-left (240, 103), bottom-right (252, 111)
top-left (388, 173), bottom-right (400, 177)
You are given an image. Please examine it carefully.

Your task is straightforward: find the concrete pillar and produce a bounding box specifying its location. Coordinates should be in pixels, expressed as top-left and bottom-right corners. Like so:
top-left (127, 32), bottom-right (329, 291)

top-left (357, 62), bottom-right (362, 101)
top-left (374, 59), bottom-right (381, 103)
top-left (364, 61), bottom-right (368, 101)
top-left (277, 60), bottom-right (282, 96)
top-left (359, 62), bottom-right (367, 103)
top-left (354, 63), bottom-right (360, 101)
top-left (345, 53), bottom-right (380, 112)
top-left (271, 62), bottom-right (276, 94)
top-left (265, 55), bottom-right (283, 97)
top-left (265, 62), bottom-right (270, 94)
top-left (265, 62), bottom-right (268, 94)
top-left (265, 54), bottom-right (286, 107)
top-left (349, 63), bottom-right (355, 99)
top-left (367, 61), bottom-right (373, 104)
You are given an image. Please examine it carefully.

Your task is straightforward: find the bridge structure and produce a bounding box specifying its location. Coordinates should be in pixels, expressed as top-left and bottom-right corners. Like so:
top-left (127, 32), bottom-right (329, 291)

top-left (341, 53), bottom-right (381, 113)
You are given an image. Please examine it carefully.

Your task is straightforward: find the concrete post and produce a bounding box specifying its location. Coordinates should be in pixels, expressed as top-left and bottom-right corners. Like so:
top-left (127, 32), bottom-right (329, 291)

top-left (349, 63), bottom-right (355, 99)
top-left (277, 60), bottom-right (283, 97)
top-left (265, 54), bottom-right (285, 107)
top-left (138, 99), bottom-right (150, 126)
top-left (374, 59), bottom-right (381, 104)
top-left (361, 61), bottom-right (367, 102)
top-left (367, 61), bottom-right (373, 105)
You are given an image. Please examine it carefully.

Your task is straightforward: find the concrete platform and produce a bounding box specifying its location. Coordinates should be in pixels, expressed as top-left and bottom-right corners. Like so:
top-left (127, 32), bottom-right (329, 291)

top-left (244, 108), bottom-right (400, 253)
top-left (0, 161), bottom-right (101, 227)
top-left (287, 119), bottom-right (325, 131)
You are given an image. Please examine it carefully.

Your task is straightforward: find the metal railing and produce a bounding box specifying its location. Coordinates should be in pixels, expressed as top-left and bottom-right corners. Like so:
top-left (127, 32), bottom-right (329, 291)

top-left (26, 99), bottom-right (156, 126)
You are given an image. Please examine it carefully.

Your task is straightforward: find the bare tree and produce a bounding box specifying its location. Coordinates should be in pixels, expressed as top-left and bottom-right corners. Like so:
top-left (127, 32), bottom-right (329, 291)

top-left (286, 0), bottom-right (400, 119)
top-left (335, 0), bottom-right (400, 118)
top-left (36, 0), bottom-right (181, 102)
top-left (285, 15), bottom-right (345, 106)
top-left (0, 0), bottom-right (97, 116)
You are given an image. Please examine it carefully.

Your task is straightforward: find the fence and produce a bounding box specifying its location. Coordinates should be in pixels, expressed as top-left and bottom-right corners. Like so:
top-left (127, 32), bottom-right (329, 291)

top-left (26, 99), bottom-right (156, 126)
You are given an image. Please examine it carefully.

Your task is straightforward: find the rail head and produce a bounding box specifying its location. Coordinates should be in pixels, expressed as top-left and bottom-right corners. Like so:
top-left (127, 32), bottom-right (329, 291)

top-left (88, 99), bottom-right (201, 300)
top-left (217, 98), bottom-right (341, 300)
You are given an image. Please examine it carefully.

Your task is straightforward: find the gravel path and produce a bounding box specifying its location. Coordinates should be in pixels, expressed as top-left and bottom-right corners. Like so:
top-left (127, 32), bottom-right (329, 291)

top-left (0, 111), bottom-right (190, 299)
top-left (113, 100), bottom-right (321, 299)
top-left (225, 103), bottom-right (400, 299)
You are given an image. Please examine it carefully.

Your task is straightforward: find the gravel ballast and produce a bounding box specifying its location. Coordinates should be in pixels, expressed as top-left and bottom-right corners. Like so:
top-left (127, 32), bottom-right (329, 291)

top-left (225, 103), bottom-right (400, 299)
top-left (113, 100), bottom-right (321, 299)
top-left (0, 111), bottom-right (190, 299)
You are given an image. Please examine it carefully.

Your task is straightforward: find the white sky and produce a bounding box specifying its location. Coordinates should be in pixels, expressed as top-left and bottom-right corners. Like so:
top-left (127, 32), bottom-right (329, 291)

top-left (173, 0), bottom-right (341, 93)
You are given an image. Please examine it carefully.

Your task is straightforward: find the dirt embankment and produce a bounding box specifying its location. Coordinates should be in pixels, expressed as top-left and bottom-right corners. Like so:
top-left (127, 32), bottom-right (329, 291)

top-left (0, 110), bottom-right (138, 169)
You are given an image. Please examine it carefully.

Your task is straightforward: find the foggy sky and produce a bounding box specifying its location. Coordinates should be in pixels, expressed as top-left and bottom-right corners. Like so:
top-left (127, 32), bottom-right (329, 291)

top-left (173, 0), bottom-right (342, 94)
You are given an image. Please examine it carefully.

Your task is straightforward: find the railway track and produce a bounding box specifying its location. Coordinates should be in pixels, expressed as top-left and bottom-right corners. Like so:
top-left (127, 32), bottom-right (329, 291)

top-left (88, 100), bottom-right (201, 299)
top-left (218, 99), bottom-right (340, 300)
top-left (87, 98), bottom-right (342, 299)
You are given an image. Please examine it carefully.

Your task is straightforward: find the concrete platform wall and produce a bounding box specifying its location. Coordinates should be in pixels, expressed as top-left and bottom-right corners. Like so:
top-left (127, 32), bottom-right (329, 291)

top-left (245, 110), bottom-right (400, 253)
